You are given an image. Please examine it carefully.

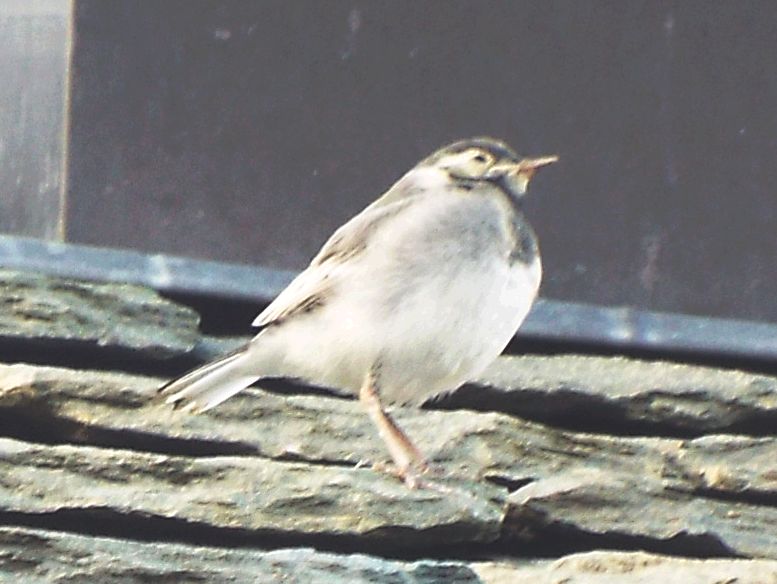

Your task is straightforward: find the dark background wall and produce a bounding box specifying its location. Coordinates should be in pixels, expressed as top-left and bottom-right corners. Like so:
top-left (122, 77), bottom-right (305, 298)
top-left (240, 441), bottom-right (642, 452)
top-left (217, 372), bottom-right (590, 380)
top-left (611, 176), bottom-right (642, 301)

top-left (64, 0), bottom-right (777, 322)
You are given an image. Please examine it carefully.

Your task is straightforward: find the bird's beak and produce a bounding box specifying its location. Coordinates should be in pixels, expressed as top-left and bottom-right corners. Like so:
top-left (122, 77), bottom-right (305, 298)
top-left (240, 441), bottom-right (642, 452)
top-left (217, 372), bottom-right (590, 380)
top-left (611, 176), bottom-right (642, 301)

top-left (515, 155), bottom-right (559, 183)
top-left (488, 155), bottom-right (558, 195)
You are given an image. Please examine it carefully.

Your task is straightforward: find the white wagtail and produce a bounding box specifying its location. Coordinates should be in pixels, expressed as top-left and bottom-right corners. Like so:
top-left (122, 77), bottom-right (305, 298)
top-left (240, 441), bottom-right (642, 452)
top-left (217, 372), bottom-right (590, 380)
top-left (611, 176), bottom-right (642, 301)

top-left (158, 137), bottom-right (557, 487)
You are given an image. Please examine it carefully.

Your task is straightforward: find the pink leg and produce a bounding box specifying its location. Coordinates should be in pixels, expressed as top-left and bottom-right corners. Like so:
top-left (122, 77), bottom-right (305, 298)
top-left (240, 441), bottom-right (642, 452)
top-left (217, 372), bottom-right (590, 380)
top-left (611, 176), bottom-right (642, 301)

top-left (359, 373), bottom-right (428, 488)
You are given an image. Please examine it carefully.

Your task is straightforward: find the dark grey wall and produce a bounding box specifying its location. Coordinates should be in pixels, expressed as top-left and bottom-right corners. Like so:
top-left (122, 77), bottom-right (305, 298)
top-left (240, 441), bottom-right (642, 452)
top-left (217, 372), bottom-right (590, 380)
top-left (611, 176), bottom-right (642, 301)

top-left (66, 0), bottom-right (777, 322)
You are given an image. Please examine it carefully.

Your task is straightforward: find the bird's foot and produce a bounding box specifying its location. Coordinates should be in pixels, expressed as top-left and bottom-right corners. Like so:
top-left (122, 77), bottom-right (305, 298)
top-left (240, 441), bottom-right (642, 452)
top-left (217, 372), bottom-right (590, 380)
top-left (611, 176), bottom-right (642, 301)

top-left (370, 459), bottom-right (445, 489)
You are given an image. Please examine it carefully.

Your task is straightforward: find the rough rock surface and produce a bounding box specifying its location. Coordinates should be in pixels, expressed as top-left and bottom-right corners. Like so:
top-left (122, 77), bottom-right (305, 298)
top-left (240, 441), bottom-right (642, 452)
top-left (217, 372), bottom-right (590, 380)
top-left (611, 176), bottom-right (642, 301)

top-left (474, 551), bottom-right (777, 583)
top-left (1, 361), bottom-right (775, 562)
top-left (454, 354), bottom-right (777, 436)
top-left (0, 269), bottom-right (200, 358)
top-left (5, 527), bottom-right (776, 584)
top-left (0, 270), bottom-right (776, 582)
top-left (0, 526), bottom-right (483, 584)
top-left (0, 436), bottom-right (504, 551)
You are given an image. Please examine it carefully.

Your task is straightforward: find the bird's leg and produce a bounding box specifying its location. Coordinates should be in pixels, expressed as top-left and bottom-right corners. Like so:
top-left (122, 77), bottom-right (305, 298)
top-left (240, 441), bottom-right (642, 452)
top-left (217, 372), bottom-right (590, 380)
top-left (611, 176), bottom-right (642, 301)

top-left (358, 371), bottom-right (428, 488)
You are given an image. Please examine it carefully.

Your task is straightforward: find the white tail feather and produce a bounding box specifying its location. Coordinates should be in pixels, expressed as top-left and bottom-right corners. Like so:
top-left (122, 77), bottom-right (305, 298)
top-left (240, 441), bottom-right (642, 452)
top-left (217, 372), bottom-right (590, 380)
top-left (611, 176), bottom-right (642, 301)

top-left (158, 348), bottom-right (260, 413)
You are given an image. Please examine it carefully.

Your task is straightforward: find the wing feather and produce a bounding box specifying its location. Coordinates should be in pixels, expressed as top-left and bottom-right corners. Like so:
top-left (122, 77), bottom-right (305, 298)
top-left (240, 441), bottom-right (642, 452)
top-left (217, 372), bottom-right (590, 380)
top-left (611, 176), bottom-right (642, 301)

top-left (252, 196), bottom-right (415, 328)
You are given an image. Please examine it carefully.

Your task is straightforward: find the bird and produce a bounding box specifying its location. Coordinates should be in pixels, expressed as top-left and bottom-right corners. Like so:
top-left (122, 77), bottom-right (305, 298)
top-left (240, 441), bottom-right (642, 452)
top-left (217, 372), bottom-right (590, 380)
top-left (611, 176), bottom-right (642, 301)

top-left (157, 137), bottom-right (557, 487)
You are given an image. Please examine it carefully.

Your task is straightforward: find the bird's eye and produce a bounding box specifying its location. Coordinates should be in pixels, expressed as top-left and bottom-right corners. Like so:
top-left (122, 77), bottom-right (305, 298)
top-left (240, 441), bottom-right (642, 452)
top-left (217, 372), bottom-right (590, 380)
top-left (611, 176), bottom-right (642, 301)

top-left (440, 149), bottom-right (493, 180)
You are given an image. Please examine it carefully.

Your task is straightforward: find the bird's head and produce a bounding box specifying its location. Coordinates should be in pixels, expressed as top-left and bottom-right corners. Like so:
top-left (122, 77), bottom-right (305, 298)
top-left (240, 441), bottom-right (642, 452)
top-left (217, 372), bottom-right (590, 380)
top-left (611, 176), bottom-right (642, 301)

top-left (421, 137), bottom-right (558, 200)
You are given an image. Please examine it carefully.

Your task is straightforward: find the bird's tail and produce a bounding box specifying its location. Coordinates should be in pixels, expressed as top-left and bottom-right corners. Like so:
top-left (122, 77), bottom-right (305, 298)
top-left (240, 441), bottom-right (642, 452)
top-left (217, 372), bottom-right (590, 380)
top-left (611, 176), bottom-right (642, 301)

top-left (156, 345), bottom-right (260, 413)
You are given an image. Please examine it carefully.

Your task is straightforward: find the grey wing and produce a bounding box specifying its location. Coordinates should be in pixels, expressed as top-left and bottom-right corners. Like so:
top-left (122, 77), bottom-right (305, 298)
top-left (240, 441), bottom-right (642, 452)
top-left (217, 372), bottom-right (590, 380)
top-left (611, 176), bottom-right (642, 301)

top-left (310, 177), bottom-right (420, 266)
top-left (252, 196), bottom-right (415, 329)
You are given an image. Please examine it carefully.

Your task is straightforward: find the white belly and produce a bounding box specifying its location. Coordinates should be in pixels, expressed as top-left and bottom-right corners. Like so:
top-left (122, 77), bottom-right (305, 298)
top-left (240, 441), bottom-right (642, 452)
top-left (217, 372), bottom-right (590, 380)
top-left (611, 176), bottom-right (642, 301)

top-left (256, 255), bottom-right (540, 405)
top-left (374, 255), bottom-right (541, 404)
